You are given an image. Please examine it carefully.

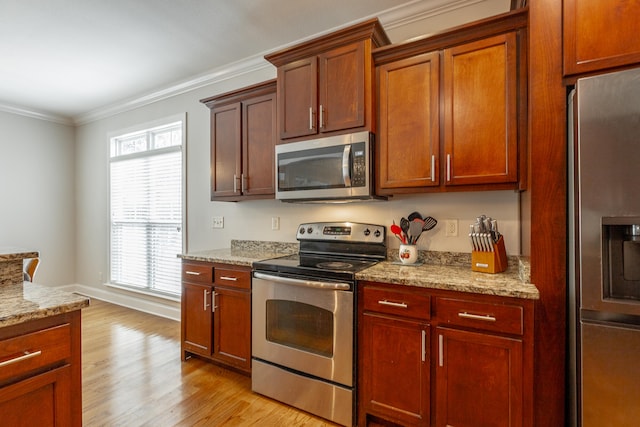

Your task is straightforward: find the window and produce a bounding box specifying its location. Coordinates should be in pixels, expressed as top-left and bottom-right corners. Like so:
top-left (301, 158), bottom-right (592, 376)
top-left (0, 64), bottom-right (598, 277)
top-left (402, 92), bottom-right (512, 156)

top-left (109, 117), bottom-right (184, 296)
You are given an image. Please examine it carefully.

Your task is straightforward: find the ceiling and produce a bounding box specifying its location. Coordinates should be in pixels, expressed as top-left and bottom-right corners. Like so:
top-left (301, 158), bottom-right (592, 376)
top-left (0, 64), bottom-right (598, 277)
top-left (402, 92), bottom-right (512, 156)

top-left (0, 0), bottom-right (509, 124)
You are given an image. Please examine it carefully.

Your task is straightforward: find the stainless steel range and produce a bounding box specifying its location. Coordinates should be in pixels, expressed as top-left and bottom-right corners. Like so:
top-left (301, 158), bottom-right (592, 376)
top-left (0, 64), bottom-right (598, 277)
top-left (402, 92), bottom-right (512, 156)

top-left (251, 222), bottom-right (386, 427)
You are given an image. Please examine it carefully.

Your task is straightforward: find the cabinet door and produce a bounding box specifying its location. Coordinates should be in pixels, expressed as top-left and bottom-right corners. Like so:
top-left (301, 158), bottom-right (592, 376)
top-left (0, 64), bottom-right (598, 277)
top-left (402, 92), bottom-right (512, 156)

top-left (377, 52), bottom-right (440, 193)
top-left (278, 57), bottom-right (318, 140)
top-left (319, 42), bottom-right (366, 133)
top-left (360, 313), bottom-right (429, 427)
top-left (435, 327), bottom-right (522, 427)
top-left (211, 102), bottom-right (242, 198)
top-left (564, 0), bottom-right (640, 75)
top-left (242, 91), bottom-right (276, 196)
top-left (212, 286), bottom-right (251, 373)
top-left (182, 282), bottom-right (213, 357)
top-left (443, 32), bottom-right (518, 186)
top-left (0, 365), bottom-right (72, 426)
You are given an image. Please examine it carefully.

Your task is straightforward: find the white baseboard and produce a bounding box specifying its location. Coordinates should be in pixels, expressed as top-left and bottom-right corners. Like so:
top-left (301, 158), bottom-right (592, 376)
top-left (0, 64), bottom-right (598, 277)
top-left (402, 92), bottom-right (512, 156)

top-left (59, 284), bottom-right (180, 322)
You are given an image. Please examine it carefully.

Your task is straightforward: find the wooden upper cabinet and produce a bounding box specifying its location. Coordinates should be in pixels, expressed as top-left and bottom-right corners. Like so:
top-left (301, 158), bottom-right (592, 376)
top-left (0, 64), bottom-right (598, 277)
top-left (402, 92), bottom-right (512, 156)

top-left (242, 92), bottom-right (277, 197)
top-left (374, 10), bottom-right (527, 195)
top-left (201, 80), bottom-right (277, 201)
top-left (211, 102), bottom-right (242, 198)
top-left (266, 18), bottom-right (390, 143)
top-left (279, 57), bottom-right (317, 139)
top-left (319, 42), bottom-right (366, 133)
top-left (377, 52), bottom-right (440, 193)
top-left (443, 32), bottom-right (518, 187)
top-left (564, 0), bottom-right (640, 75)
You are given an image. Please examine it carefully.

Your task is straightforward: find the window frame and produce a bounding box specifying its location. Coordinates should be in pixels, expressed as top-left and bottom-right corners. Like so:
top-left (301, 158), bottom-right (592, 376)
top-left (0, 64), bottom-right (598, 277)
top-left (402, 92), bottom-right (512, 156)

top-left (107, 113), bottom-right (187, 299)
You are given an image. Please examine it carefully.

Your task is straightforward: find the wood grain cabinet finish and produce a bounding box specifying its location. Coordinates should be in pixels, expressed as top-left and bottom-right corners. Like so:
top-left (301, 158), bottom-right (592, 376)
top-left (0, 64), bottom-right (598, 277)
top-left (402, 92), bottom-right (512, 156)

top-left (0, 311), bottom-right (82, 427)
top-left (181, 261), bottom-right (214, 358)
top-left (359, 284), bottom-right (431, 427)
top-left (564, 0), bottom-right (640, 75)
top-left (443, 32), bottom-right (518, 187)
top-left (358, 281), bottom-right (534, 427)
top-left (374, 10), bottom-right (527, 195)
top-left (377, 52), bottom-right (440, 193)
top-left (181, 260), bottom-right (252, 374)
top-left (201, 80), bottom-right (276, 201)
top-left (435, 327), bottom-right (522, 427)
top-left (265, 18), bottom-right (390, 143)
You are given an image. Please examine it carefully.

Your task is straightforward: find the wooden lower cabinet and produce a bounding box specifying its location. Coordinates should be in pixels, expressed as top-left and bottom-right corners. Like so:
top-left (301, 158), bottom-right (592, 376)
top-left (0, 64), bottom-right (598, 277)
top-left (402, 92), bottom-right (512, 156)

top-left (0, 311), bottom-right (82, 427)
top-left (360, 314), bottom-right (430, 427)
top-left (358, 281), bottom-right (534, 427)
top-left (435, 327), bottom-right (523, 427)
top-left (181, 260), bottom-right (252, 374)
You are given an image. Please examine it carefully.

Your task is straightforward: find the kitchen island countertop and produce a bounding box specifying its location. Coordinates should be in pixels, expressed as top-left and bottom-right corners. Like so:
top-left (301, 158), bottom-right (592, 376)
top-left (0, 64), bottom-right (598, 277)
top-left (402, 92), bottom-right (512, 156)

top-left (0, 281), bottom-right (90, 328)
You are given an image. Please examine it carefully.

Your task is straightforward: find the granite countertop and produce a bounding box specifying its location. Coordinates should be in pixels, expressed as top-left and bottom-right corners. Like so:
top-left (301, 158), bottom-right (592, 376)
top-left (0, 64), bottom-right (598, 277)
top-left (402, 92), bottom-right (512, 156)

top-left (0, 247), bottom-right (39, 261)
top-left (355, 261), bottom-right (539, 300)
top-left (181, 240), bottom-right (539, 300)
top-left (0, 282), bottom-right (90, 328)
top-left (180, 240), bottom-right (298, 266)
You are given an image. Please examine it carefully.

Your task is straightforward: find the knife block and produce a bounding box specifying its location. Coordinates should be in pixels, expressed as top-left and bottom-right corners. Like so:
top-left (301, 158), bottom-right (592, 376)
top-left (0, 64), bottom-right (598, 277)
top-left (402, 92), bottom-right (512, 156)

top-left (471, 236), bottom-right (508, 274)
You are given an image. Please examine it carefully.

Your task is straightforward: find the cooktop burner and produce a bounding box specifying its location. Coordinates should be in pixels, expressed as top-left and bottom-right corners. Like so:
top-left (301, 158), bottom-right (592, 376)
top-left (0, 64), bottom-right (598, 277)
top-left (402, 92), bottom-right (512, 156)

top-left (316, 261), bottom-right (354, 270)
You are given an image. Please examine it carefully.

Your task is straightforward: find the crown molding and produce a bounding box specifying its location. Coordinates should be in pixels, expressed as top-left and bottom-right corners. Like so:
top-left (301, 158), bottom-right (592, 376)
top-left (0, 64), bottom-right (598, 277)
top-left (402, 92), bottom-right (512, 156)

top-left (5, 0), bottom-right (495, 127)
top-left (0, 102), bottom-right (74, 126)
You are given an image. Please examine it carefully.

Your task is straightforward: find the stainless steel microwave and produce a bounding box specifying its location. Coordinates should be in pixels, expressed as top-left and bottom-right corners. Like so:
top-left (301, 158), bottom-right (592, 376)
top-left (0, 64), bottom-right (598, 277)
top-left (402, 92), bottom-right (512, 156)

top-left (275, 131), bottom-right (383, 202)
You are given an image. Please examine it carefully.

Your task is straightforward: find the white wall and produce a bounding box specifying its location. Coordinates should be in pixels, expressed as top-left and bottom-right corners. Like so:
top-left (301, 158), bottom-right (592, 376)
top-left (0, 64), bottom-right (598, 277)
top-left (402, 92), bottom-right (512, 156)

top-left (75, 0), bottom-right (516, 317)
top-left (0, 111), bottom-right (76, 285)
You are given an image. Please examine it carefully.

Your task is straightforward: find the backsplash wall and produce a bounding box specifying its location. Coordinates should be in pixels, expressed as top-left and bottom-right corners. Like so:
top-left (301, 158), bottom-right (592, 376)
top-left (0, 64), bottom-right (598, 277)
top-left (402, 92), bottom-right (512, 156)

top-left (191, 190), bottom-right (520, 256)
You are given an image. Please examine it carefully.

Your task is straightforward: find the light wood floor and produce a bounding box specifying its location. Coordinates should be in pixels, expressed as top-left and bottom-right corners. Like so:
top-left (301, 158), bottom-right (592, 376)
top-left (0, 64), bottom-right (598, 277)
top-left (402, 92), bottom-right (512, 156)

top-left (81, 298), bottom-right (337, 426)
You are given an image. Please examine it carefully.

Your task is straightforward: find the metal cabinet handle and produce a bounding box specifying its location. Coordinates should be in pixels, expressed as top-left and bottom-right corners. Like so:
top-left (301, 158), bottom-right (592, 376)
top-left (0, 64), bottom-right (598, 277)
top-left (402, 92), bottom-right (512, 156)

top-left (185, 271), bottom-right (201, 276)
top-left (446, 154), bottom-right (451, 182)
top-left (233, 174), bottom-right (238, 193)
top-left (458, 312), bottom-right (497, 322)
top-left (438, 334), bottom-right (444, 367)
top-left (319, 105), bottom-right (325, 129)
top-left (212, 292), bottom-right (219, 313)
top-left (0, 350), bottom-right (42, 368)
top-left (219, 276), bottom-right (238, 282)
top-left (203, 289), bottom-right (210, 311)
top-left (309, 107), bottom-right (314, 130)
top-left (241, 174), bottom-right (247, 193)
top-left (421, 330), bottom-right (427, 362)
top-left (377, 300), bottom-right (408, 308)
top-left (431, 155), bottom-right (436, 182)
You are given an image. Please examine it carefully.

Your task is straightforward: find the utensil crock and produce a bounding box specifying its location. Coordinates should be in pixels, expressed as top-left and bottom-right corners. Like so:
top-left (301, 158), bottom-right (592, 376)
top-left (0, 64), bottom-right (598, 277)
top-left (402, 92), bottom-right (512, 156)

top-left (399, 244), bottom-right (418, 264)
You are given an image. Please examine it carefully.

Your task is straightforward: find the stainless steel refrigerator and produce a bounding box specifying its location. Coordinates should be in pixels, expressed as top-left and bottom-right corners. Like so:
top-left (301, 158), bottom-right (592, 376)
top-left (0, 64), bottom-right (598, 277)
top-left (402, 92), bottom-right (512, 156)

top-left (569, 66), bottom-right (640, 427)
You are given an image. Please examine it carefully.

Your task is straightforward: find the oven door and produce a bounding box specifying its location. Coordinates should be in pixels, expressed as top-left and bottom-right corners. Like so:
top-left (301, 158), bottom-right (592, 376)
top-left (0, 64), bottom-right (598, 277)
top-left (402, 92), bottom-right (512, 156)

top-left (252, 272), bottom-right (354, 387)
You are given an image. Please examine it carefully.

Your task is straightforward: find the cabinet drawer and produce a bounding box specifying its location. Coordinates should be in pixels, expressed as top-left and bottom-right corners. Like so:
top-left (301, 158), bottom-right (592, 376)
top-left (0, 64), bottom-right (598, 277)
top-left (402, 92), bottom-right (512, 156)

top-left (214, 266), bottom-right (251, 290)
top-left (182, 262), bottom-right (213, 284)
top-left (0, 324), bottom-right (71, 384)
top-left (362, 286), bottom-right (430, 320)
top-left (435, 298), bottom-right (523, 335)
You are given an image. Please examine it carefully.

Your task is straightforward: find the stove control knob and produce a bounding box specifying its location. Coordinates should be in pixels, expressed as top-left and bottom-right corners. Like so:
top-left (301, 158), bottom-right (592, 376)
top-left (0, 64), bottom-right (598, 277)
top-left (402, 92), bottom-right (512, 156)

top-left (364, 228), bottom-right (371, 236)
top-left (307, 227), bottom-right (313, 234)
top-left (299, 227), bottom-right (305, 235)
top-left (374, 229), bottom-right (381, 238)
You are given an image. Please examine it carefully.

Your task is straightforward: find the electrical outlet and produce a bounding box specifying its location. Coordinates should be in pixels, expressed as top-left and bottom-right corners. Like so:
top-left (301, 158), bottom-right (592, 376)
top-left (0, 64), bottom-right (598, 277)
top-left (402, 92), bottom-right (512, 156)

top-left (445, 219), bottom-right (458, 237)
top-left (271, 216), bottom-right (280, 230)
top-left (212, 216), bottom-right (224, 228)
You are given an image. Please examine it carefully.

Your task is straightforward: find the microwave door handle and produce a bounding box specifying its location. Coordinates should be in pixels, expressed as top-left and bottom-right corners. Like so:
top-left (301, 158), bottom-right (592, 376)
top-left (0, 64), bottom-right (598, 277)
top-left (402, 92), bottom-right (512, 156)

top-left (342, 145), bottom-right (352, 187)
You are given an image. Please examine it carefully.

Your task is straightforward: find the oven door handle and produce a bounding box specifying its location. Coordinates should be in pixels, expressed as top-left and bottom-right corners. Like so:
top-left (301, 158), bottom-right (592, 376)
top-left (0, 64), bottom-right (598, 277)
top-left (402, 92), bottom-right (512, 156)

top-left (253, 272), bottom-right (351, 290)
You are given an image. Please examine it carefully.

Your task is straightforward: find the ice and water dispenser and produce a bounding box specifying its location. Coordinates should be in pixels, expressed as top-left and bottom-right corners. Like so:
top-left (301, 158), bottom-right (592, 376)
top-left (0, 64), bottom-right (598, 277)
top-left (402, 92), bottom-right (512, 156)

top-left (603, 218), bottom-right (640, 301)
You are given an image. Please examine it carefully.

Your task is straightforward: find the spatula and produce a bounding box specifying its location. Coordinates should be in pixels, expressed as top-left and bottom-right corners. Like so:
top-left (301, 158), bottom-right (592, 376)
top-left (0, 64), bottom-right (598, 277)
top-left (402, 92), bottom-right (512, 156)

top-left (422, 216), bottom-right (437, 231)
